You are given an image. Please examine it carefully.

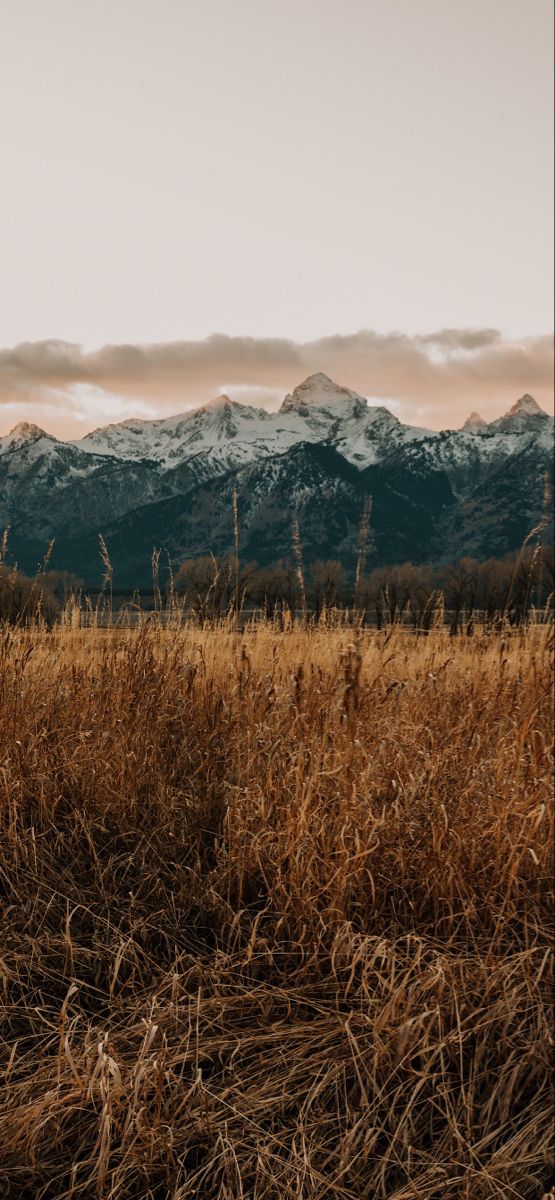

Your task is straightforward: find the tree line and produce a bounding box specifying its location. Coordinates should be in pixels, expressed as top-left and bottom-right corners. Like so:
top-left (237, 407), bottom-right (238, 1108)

top-left (172, 545), bottom-right (554, 632)
top-left (0, 548), bottom-right (552, 631)
top-left (0, 567), bottom-right (81, 624)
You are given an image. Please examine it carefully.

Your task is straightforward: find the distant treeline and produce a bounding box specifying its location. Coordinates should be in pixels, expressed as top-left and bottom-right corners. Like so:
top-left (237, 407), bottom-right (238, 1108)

top-left (1, 545), bottom-right (553, 631)
top-left (169, 547), bottom-right (554, 631)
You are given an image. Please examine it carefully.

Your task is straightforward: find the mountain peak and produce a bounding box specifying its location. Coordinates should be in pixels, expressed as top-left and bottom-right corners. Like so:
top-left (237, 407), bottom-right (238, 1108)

top-left (462, 411), bottom-right (488, 433)
top-left (508, 394), bottom-right (544, 417)
top-left (9, 421), bottom-right (49, 440)
top-left (0, 421), bottom-right (55, 458)
top-left (488, 393), bottom-right (552, 436)
top-left (203, 394), bottom-right (232, 410)
top-left (280, 373), bottom-right (368, 416)
top-left (299, 372), bottom-right (337, 390)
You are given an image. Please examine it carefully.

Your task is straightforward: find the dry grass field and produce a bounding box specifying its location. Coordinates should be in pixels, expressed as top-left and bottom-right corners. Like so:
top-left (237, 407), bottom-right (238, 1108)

top-left (0, 617), bottom-right (553, 1198)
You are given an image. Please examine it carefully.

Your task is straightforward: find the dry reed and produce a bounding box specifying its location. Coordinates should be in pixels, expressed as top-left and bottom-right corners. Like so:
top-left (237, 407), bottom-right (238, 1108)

top-left (355, 496), bottom-right (372, 610)
top-left (0, 617), bottom-right (552, 1198)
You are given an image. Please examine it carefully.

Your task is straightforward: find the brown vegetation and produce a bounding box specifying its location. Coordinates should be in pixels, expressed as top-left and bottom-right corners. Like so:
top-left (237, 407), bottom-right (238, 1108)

top-left (0, 617), bottom-right (553, 1198)
top-left (0, 563), bottom-right (59, 625)
top-left (171, 547), bottom-right (554, 629)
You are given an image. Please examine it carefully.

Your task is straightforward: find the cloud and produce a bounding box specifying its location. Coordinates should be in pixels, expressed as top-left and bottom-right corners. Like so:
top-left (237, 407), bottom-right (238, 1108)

top-left (0, 329), bottom-right (552, 437)
top-left (418, 328), bottom-right (503, 350)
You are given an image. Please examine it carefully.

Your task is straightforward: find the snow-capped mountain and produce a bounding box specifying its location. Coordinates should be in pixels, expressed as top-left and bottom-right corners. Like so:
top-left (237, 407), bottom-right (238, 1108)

top-left (74, 374), bottom-right (431, 472)
top-left (0, 422), bottom-right (58, 458)
top-left (73, 374), bottom-right (553, 474)
top-left (0, 421), bottom-right (175, 560)
top-left (77, 396), bottom-right (291, 468)
top-left (488, 394), bottom-right (553, 441)
top-left (0, 374), bottom-right (552, 583)
top-left (0, 423), bottom-right (102, 512)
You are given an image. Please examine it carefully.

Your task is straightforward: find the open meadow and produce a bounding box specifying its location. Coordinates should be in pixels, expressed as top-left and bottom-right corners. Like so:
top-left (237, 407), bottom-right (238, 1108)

top-left (0, 617), bottom-right (553, 1198)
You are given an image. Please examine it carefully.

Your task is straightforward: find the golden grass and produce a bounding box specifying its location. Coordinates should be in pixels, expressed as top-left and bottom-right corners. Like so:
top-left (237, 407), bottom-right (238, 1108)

top-left (0, 619), bottom-right (553, 1198)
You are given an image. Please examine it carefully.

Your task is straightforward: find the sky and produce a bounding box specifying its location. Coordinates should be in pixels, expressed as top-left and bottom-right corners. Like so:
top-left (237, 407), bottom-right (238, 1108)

top-left (0, 0), bottom-right (553, 436)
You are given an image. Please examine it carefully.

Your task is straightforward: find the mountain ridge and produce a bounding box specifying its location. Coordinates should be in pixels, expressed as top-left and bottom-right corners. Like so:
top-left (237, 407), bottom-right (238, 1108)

top-left (2, 374), bottom-right (552, 465)
top-left (1, 374), bottom-right (552, 585)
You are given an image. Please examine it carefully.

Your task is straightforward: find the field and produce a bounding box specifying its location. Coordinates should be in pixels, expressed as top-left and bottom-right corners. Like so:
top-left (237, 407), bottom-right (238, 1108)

top-left (0, 618), bottom-right (553, 1198)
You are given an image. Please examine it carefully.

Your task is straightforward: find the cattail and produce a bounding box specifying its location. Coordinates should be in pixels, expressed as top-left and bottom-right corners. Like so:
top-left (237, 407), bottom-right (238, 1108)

top-left (542, 470), bottom-right (551, 516)
top-left (203, 552), bottom-right (221, 622)
top-left (355, 496), bottom-right (372, 612)
top-left (98, 533), bottom-right (113, 618)
top-left (232, 488), bottom-right (240, 624)
top-left (341, 637), bottom-right (362, 730)
top-left (0, 527), bottom-right (9, 566)
top-left (151, 546), bottom-right (161, 614)
top-left (98, 534), bottom-right (112, 587)
top-left (166, 550), bottom-right (176, 618)
top-left (432, 589), bottom-right (445, 629)
top-left (291, 516), bottom-right (306, 620)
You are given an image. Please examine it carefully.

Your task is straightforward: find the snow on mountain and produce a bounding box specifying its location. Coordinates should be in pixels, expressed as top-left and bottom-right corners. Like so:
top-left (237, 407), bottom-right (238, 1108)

top-left (334, 404), bottom-right (432, 467)
top-left (489, 394), bottom-right (554, 440)
top-left (0, 422), bottom-right (57, 458)
top-left (351, 392), bottom-right (552, 502)
top-left (77, 395), bottom-right (312, 470)
top-left (508, 394), bottom-right (544, 417)
top-left (73, 373), bottom-right (434, 472)
top-left (278, 373), bottom-right (428, 465)
top-left (0, 427), bottom-right (109, 509)
top-left (3, 382), bottom-right (552, 480)
top-left (1, 376), bottom-right (552, 582)
top-left (0, 423), bottom-right (176, 554)
top-left (281, 372), bottom-right (369, 419)
top-left (462, 412), bottom-right (488, 434)
top-left (0, 423), bottom-right (106, 512)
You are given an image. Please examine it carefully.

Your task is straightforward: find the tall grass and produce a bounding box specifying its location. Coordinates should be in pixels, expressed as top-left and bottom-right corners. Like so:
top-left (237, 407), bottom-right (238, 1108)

top-left (0, 618), bottom-right (552, 1198)
top-left (355, 496), bottom-right (372, 610)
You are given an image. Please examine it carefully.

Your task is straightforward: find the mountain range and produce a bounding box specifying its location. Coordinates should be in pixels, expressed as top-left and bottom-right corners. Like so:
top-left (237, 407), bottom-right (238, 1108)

top-left (1, 373), bottom-right (553, 586)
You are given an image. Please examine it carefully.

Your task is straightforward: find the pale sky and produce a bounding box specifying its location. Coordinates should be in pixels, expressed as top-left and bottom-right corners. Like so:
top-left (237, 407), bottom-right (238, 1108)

top-left (0, 0), bottom-right (553, 436)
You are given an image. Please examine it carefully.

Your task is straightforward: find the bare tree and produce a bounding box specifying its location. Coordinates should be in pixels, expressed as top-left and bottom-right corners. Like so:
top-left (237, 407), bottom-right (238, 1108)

top-left (0, 565), bottom-right (58, 625)
top-left (309, 560), bottom-right (345, 619)
top-left (442, 558), bottom-right (479, 635)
